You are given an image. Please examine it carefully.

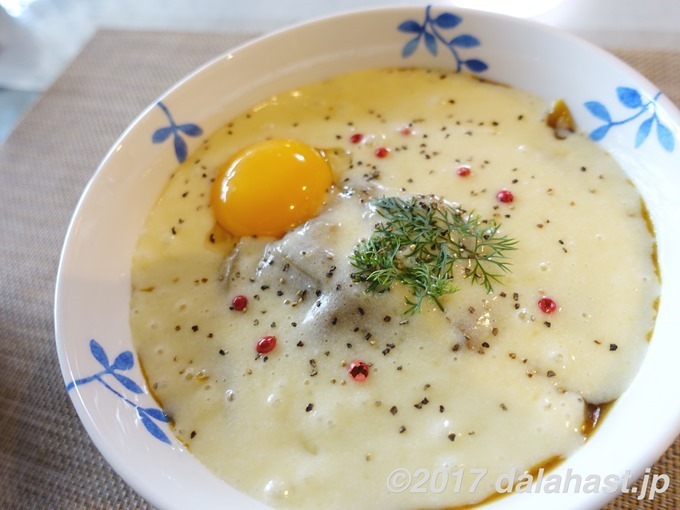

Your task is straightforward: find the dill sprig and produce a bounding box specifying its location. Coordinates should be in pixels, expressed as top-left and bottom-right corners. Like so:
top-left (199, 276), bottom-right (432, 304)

top-left (350, 196), bottom-right (517, 314)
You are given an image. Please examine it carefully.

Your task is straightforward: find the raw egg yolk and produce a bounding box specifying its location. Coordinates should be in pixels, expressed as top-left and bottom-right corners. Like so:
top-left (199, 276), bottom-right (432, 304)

top-left (211, 139), bottom-right (333, 237)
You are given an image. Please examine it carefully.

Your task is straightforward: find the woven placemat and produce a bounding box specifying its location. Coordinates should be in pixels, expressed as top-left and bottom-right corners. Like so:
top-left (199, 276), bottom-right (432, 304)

top-left (0, 29), bottom-right (677, 510)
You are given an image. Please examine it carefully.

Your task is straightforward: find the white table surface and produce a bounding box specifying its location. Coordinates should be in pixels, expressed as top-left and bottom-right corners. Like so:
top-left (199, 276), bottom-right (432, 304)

top-left (1, 0), bottom-right (679, 141)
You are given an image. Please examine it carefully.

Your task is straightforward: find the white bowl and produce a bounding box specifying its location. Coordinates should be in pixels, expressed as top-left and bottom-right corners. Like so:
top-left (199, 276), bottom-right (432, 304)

top-left (55, 5), bottom-right (680, 510)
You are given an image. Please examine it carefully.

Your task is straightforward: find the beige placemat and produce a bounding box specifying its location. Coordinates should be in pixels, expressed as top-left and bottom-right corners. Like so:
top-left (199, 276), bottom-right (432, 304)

top-left (0, 29), bottom-right (678, 510)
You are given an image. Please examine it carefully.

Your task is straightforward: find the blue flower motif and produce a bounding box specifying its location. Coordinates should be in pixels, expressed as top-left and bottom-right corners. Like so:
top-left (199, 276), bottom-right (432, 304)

top-left (152, 101), bottom-right (203, 163)
top-left (398, 5), bottom-right (488, 73)
top-left (585, 88), bottom-right (675, 152)
top-left (66, 339), bottom-right (171, 445)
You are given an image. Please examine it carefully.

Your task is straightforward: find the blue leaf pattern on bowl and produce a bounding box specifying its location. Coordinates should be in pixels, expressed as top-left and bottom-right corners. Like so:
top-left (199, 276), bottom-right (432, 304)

top-left (66, 339), bottom-right (171, 445)
top-left (151, 101), bottom-right (203, 163)
top-left (398, 5), bottom-right (488, 73)
top-left (585, 88), bottom-right (675, 152)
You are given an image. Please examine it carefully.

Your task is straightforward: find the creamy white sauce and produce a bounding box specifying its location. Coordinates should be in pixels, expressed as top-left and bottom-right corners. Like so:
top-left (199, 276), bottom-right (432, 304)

top-left (130, 69), bottom-right (659, 509)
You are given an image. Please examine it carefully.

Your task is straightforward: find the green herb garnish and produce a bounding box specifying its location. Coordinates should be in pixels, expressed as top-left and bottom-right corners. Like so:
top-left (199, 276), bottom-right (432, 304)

top-left (350, 196), bottom-right (517, 314)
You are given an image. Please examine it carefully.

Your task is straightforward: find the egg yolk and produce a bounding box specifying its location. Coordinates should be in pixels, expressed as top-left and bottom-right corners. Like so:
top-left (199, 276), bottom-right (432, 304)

top-left (211, 139), bottom-right (333, 237)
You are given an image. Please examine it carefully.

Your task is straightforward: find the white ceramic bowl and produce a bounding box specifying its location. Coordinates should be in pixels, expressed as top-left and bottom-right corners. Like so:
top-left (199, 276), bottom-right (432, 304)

top-left (55, 5), bottom-right (680, 510)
